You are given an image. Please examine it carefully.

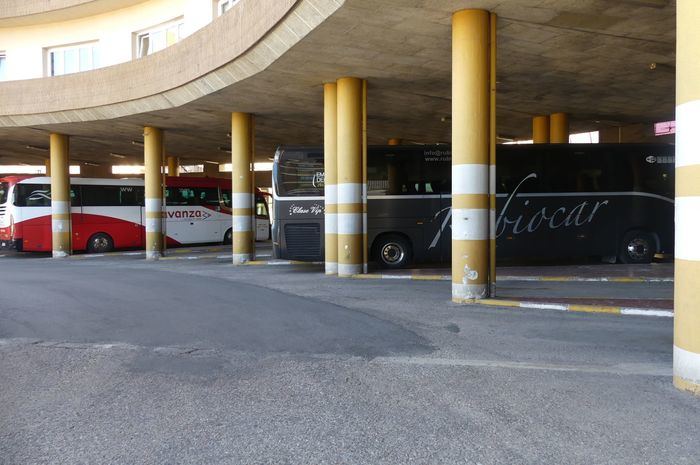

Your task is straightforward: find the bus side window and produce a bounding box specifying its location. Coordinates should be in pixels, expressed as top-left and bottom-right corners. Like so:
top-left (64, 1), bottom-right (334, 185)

top-left (256, 197), bottom-right (268, 218)
top-left (221, 190), bottom-right (232, 208)
top-left (196, 188), bottom-right (219, 206)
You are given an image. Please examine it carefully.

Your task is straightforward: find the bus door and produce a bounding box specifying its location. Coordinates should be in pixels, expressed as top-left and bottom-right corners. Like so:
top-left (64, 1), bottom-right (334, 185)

top-left (165, 186), bottom-right (223, 244)
top-left (255, 195), bottom-right (271, 241)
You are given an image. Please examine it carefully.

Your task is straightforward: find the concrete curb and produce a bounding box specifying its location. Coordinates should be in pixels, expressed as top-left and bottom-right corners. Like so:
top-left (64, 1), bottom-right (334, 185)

top-left (351, 273), bottom-right (672, 283)
top-left (464, 298), bottom-right (674, 318)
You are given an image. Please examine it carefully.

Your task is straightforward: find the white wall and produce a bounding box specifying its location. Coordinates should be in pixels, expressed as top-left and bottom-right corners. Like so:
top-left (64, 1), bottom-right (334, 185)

top-left (0, 0), bottom-right (218, 81)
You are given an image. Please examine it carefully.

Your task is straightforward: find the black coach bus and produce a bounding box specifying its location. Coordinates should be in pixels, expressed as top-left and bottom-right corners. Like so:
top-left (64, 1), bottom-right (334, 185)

top-left (272, 143), bottom-right (674, 268)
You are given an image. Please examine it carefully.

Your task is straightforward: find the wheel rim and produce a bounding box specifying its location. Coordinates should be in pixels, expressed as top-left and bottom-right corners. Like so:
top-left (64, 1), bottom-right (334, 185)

top-left (92, 237), bottom-right (109, 253)
top-left (381, 242), bottom-right (405, 265)
top-left (626, 238), bottom-right (650, 261)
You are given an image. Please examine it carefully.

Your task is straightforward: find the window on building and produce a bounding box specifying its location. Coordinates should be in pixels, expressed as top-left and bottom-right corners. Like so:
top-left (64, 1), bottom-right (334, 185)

top-left (136, 18), bottom-right (185, 58)
top-left (47, 42), bottom-right (100, 77)
top-left (0, 52), bottom-right (7, 81)
top-left (217, 0), bottom-right (240, 16)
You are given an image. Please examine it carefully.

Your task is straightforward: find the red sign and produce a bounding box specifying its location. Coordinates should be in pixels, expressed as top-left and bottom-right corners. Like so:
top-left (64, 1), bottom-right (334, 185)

top-left (654, 121), bottom-right (675, 136)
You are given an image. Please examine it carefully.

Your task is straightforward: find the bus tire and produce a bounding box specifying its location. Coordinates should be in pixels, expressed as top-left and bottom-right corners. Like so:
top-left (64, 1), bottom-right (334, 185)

top-left (223, 228), bottom-right (232, 245)
top-left (87, 233), bottom-right (114, 254)
top-left (618, 230), bottom-right (655, 264)
top-left (374, 234), bottom-right (412, 269)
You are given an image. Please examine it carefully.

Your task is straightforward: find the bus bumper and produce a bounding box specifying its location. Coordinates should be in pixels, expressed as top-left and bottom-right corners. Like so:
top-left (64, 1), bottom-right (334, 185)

top-left (0, 239), bottom-right (22, 251)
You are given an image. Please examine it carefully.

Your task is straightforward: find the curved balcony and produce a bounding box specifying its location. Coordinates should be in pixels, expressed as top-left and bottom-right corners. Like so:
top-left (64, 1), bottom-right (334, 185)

top-left (0, 0), bottom-right (342, 127)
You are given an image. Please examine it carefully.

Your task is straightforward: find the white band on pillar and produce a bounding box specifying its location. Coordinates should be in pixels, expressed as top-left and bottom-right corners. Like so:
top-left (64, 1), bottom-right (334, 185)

top-left (452, 283), bottom-right (488, 300)
top-left (337, 183), bottom-right (363, 202)
top-left (233, 193), bottom-right (254, 209)
top-left (337, 213), bottom-right (363, 235)
top-left (324, 213), bottom-right (338, 234)
top-left (675, 196), bottom-right (700, 261)
top-left (674, 345), bottom-right (700, 383)
top-left (325, 185), bottom-right (337, 205)
top-left (676, 100), bottom-right (700, 168)
top-left (452, 208), bottom-right (489, 241)
top-left (232, 253), bottom-right (252, 264)
top-left (51, 200), bottom-right (70, 215)
top-left (232, 215), bottom-right (253, 232)
top-left (452, 164), bottom-right (489, 194)
top-left (51, 219), bottom-right (70, 233)
top-left (145, 198), bottom-right (162, 212)
top-left (325, 262), bottom-right (338, 274)
top-left (338, 263), bottom-right (362, 276)
top-left (145, 218), bottom-right (161, 233)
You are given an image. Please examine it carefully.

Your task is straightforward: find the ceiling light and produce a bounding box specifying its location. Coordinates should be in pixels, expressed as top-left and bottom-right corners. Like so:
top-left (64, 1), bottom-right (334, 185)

top-left (204, 160), bottom-right (220, 164)
top-left (109, 152), bottom-right (127, 159)
top-left (218, 146), bottom-right (232, 153)
top-left (131, 140), bottom-right (144, 146)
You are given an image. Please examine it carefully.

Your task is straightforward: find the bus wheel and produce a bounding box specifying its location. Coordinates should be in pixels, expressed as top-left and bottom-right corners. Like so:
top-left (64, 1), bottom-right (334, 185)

top-left (223, 228), bottom-right (232, 245)
top-left (87, 233), bottom-right (114, 254)
top-left (375, 234), bottom-right (411, 269)
top-left (619, 231), bottom-right (655, 264)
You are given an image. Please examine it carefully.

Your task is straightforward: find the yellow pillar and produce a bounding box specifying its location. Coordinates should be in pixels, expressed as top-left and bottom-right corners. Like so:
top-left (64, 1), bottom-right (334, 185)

top-left (532, 115), bottom-right (550, 143)
top-left (550, 112), bottom-right (569, 143)
top-left (167, 156), bottom-right (179, 177)
top-left (231, 112), bottom-right (254, 264)
top-left (324, 83), bottom-right (338, 275)
top-left (489, 12), bottom-right (497, 297)
top-left (452, 9), bottom-right (490, 301)
top-left (49, 133), bottom-right (71, 258)
top-left (44, 159), bottom-right (51, 176)
top-left (674, 0), bottom-right (700, 396)
top-left (362, 79), bottom-right (368, 274)
top-left (387, 138), bottom-right (402, 146)
top-left (336, 77), bottom-right (364, 277)
top-left (144, 126), bottom-right (164, 260)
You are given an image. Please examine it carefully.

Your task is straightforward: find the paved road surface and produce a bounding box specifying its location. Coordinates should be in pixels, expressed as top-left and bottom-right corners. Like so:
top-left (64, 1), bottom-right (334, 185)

top-left (0, 254), bottom-right (697, 464)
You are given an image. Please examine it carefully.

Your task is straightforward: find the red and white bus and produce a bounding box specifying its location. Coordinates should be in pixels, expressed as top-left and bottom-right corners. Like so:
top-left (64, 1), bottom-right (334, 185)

top-left (0, 176), bottom-right (271, 253)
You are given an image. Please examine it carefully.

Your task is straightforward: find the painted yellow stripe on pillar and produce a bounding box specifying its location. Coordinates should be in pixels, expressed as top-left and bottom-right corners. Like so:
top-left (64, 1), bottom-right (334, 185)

top-left (674, 0), bottom-right (700, 395)
top-left (231, 112), bottom-right (254, 263)
top-left (532, 115), bottom-right (550, 144)
top-left (550, 112), bottom-right (569, 143)
top-left (676, 164), bottom-right (700, 197)
top-left (50, 133), bottom-right (71, 258)
top-left (336, 203), bottom-right (366, 214)
top-left (324, 82), bottom-right (338, 274)
top-left (144, 126), bottom-right (163, 260)
top-left (452, 194), bottom-right (489, 210)
top-left (336, 77), bottom-right (363, 277)
top-left (362, 78), bottom-right (368, 274)
top-left (489, 11), bottom-right (497, 297)
top-left (452, 9), bottom-right (490, 300)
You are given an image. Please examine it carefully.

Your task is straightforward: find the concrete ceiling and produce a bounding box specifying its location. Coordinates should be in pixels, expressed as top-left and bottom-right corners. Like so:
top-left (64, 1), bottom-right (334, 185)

top-left (0, 0), bottom-right (676, 167)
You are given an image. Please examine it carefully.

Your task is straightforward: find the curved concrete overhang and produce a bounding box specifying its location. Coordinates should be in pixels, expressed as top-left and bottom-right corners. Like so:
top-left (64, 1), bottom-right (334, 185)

top-left (0, 0), bottom-right (150, 27)
top-left (0, 0), bottom-right (341, 127)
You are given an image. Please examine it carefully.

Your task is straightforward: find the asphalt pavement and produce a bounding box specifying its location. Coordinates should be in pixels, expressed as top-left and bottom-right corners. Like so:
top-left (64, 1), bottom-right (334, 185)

top-left (0, 250), bottom-right (697, 464)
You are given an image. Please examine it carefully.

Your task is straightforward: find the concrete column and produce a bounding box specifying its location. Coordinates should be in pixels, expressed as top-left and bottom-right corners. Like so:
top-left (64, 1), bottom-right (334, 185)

top-left (44, 159), bottom-right (51, 176)
top-left (387, 138), bottom-right (402, 146)
top-left (336, 77), bottom-right (364, 277)
top-left (167, 156), bottom-right (179, 177)
top-left (532, 115), bottom-right (550, 143)
top-left (231, 112), bottom-right (254, 264)
top-left (489, 12), bottom-right (497, 297)
top-left (323, 83), bottom-right (338, 275)
top-left (144, 126), bottom-right (164, 260)
top-left (452, 9), bottom-right (490, 301)
top-left (49, 133), bottom-right (71, 258)
top-left (550, 112), bottom-right (569, 143)
top-left (362, 79), bottom-right (368, 274)
top-left (674, 0), bottom-right (700, 396)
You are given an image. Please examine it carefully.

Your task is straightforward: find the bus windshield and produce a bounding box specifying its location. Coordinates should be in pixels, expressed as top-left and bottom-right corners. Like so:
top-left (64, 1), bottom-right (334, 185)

top-left (275, 148), bottom-right (324, 197)
top-left (0, 182), bottom-right (8, 204)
